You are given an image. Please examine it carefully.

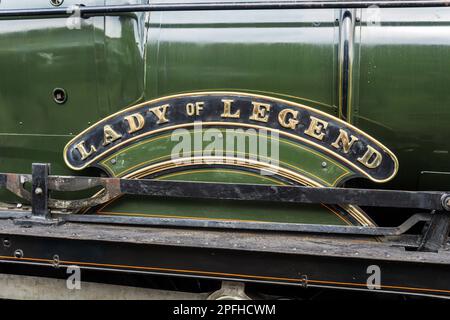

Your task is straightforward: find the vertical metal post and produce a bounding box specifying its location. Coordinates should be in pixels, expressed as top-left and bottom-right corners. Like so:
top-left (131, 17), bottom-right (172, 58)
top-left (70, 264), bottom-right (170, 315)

top-left (31, 163), bottom-right (50, 219)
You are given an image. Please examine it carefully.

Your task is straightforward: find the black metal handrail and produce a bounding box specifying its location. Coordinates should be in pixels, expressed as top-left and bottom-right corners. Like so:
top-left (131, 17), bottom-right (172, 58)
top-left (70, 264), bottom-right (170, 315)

top-left (1, 164), bottom-right (449, 212)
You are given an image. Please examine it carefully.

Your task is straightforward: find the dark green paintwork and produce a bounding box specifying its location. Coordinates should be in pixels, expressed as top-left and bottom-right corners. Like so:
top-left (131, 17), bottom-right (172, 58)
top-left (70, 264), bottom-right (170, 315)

top-left (0, 1), bottom-right (449, 224)
top-left (96, 128), bottom-right (352, 224)
top-left (99, 129), bottom-right (351, 185)
top-left (100, 169), bottom-right (347, 225)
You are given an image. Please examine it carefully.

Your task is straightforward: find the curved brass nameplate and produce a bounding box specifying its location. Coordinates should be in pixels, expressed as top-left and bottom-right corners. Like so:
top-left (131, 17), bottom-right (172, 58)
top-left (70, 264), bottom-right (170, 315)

top-left (64, 91), bottom-right (398, 183)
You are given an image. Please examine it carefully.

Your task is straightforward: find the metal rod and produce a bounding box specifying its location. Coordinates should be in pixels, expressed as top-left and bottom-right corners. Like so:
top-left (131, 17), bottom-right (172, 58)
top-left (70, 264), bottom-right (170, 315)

top-left (0, 1), bottom-right (449, 19)
top-left (338, 9), bottom-right (355, 122)
top-left (0, 209), bottom-right (429, 236)
top-left (58, 212), bottom-right (430, 236)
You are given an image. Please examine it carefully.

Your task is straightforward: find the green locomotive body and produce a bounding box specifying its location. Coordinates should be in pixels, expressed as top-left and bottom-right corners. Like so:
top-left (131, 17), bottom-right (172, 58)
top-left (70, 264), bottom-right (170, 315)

top-left (0, 0), bottom-right (450, 299)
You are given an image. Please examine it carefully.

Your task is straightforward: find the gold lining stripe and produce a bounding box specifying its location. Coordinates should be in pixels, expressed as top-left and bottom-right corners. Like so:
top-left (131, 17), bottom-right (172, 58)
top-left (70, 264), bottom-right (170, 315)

top-left (95, 168), bottom-right (352, 226)
top-left (119, 158), bottom-right (372, 226)
top-left (0, 255), bottom-right (447, 295)
top-left (97, 211), bottom-right (335, 224)
top-left (101, 127), bottom-right (351, 184)
top-left (98, 168), bottom-right (350, 225)
top-left (104, 147), bottom-right (350, 188)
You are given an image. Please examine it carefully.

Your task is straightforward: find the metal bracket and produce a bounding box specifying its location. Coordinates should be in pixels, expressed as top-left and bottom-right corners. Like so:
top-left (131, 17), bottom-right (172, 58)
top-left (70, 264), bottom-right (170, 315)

top-left (31, 163), bottom-right (50, 219)
top-left (13, 164), bottom-right (62, 227)
top-left (418, 211), bottom-right (450, 252)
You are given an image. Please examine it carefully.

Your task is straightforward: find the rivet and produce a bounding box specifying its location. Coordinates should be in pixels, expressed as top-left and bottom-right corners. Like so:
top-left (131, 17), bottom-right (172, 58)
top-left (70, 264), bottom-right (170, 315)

top-left (34, 187), bottom-right (43, 195)
top-left (321, 161), bottom-right (327, 168)
top-left (110, 159), bottom-right (117, 165)
top-left (14, 249), bottom-right (23, 259)
top-left (53, 254), bottom-right (60, 268)
top-left (3, 238), bottom-right (10, 248)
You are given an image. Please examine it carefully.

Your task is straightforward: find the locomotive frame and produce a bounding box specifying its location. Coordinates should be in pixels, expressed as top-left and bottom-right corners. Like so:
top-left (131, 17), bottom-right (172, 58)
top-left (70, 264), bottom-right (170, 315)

top-left (0, 163), bottom-right (448, 298)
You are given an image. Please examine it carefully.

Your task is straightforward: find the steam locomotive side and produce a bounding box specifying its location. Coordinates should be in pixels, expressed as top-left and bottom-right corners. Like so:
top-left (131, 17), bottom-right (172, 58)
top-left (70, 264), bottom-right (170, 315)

top-left (0, 0), bottom-right (449, 299)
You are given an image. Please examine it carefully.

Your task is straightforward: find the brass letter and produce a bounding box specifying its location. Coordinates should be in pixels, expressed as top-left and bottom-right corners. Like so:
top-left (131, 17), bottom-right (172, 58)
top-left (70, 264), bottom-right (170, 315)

top-left (331, 129), bottom-right (359, 153)
top-left (249, 102), bottom-right (271, 123)
top-left (278, 108), bottom-right (299, 130)
top-left (304, 116), bottom-right (329, 140)
top-left (102, 125), bottom-right (122, 146)
top-left (357, 145), bottom-right (383, 169)
top-left (124, 113), bottom-right (145, 134)
top-left (221, 99), bottom-right (240, 118)
top-left (74, 141), bottom-right (97, 161)
top-left (186, 102), bottom-right (204, 116)
top-left (149, 104), bottom-right (170, 124)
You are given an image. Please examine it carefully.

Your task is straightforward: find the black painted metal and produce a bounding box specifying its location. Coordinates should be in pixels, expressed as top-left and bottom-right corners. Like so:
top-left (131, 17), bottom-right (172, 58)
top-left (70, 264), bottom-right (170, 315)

top-left (118, 178), bottom-right (449, 211)
top-left (0, 223), bottom-right (449, 298)
top-left (0, 1), bottom-right (449, 19)
top-left (31, 163), bottom-right (50, 219)
top-left (419, 211), bottom-right (450, 252)
top-left (2, 171), bottom-right (449, 212)
top-left (58, 212), bottom-right (431, 236)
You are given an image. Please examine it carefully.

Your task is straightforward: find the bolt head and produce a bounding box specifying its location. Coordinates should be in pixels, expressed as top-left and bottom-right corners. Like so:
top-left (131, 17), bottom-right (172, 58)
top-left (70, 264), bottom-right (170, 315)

top-left (14, 249), bottom-right (23, 259)
top-left (443, 195), bottom-right (450, 211)
top-left (3, 239), bottom-right (10, 247)
top-left (34, 187), bottom-right (43, 195)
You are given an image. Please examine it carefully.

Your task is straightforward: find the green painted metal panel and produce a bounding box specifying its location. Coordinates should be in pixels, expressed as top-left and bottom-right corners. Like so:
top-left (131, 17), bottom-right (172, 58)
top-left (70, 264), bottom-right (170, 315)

top-left (0, 1), bottom-right (449, 225)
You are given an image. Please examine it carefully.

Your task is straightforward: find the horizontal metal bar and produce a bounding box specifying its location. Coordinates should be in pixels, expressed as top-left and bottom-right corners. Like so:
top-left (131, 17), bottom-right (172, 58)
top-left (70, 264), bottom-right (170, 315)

top-left (0, 1), bottom-right (449, 19)
top-left (0, 207), bottom-right (431, 237)
top-left (117, 178), bottom-right (449, 211)
top-left (58, 212), bottom-right (430, 236)
top-left (0, 172), bottom-right (448, 211)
